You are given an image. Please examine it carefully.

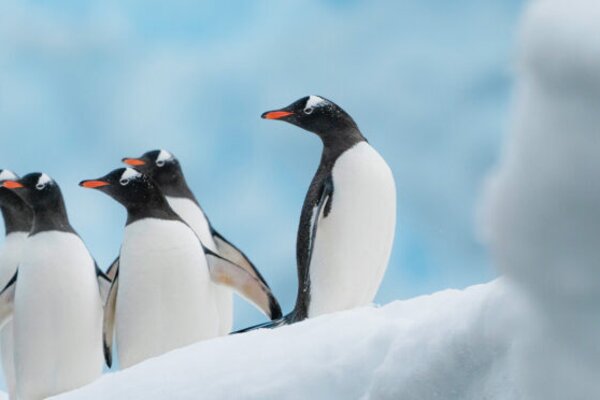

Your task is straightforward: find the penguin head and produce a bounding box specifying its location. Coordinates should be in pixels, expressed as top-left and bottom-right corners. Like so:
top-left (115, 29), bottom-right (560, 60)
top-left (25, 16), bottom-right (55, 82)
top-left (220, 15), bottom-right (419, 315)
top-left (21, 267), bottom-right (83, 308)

top-left (261, 95), bottom-right (359, 138)
top-left (79, 167), bottom-right (161, 208)
top-left (122, 149), bottom-right (183, 187)
top-left (0, 169), bottom-right (20, 205)
top-left (1, 172), bottom-right (63, 210)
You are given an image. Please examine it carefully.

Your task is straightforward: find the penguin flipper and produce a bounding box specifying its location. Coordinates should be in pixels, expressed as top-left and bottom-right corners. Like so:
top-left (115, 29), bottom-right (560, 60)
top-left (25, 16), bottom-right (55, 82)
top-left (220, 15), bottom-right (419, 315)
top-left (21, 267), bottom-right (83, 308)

top-left (231, 312), bottom-right (293, 334)
top-left (0, 270), bottom-right (17, 329)
top-left (103, 264), bottom-right (119, 368)
top-left (211, 229), bottom-right (270, 289)
top-left (204, 248), bottom-right (282, 319)
top-left (309, 174), bottom-right (333, 256)
top-left (105, 256), bottom-right (119, 281)
top-left (95, 261), bottom-right (112, 304)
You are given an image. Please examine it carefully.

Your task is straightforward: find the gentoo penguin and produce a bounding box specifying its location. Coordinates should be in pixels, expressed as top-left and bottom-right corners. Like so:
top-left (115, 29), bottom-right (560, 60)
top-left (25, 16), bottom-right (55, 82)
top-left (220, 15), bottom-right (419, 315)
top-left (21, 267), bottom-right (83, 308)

top-left (121, 149), bottom-right (281, 332)
top-left (0, 173), bottom-right (108, 400)
top-left (80, 168), bottom-right (280, 368)
top-left (0, 170), bottom-right (32, 399)
top-left (245, 95), bottom-right (396, 328)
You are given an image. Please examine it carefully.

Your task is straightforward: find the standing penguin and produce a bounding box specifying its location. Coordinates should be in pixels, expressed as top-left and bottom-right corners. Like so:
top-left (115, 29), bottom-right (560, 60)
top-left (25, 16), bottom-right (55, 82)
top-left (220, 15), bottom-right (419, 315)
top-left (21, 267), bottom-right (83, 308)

top-left (0, 173), bottom-right (108, 400)
top-left (80, 168), bottom-right (280, 368)
top-left (0, 170), bottom-right (32, 399)
top-left (121, 149), bottom-right (281, 333)
top-left (250, 95), bottom-right (396, 327)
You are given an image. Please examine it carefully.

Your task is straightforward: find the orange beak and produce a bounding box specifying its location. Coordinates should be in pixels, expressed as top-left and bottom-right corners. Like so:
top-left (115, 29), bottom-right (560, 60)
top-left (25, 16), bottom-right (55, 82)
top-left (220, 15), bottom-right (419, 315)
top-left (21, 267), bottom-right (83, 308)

top-left (79, 180), bottom-right (110, 189)
top-left (122, 158), bottom-right (146, 166)
top-left (2, 180), bottom-right (23, 189)
top-left (261, 111), bottom-right (294, 120)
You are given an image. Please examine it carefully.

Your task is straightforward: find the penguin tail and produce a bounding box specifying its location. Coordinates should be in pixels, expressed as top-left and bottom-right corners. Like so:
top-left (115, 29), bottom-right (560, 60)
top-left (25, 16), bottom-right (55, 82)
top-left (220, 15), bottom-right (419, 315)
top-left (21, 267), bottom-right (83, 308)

top-left (231, 312), bottom-right (295, 334)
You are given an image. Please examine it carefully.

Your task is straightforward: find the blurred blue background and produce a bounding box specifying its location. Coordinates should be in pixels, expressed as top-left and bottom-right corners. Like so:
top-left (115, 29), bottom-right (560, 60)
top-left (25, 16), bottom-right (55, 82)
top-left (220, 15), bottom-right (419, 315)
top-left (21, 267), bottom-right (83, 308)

top-left (0, 0), bottom-right (522, 384)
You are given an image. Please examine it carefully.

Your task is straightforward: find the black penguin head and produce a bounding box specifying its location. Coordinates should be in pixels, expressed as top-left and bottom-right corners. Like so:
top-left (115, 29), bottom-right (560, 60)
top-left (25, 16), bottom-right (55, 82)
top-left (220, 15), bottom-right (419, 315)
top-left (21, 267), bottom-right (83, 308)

top-left (79, 167), bottom-right (162, 209)
top-left (261, 95), bottom-right (360, 138)
top-left (0, 169), bottom-right (21, 206)
top-left (0, 169), bottom-right (34, 233)
top-left (122, 149), bottom-right (183, 188)
top-left (2, 172), bottom-right (63, 210)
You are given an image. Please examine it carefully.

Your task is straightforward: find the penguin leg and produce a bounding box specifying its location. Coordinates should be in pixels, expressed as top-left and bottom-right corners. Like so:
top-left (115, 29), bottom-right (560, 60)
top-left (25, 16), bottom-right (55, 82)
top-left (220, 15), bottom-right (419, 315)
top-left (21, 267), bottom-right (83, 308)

top-left (0, 270), bottom-right (17, 329)
top-left (204, 248), bottom-right (282, 320)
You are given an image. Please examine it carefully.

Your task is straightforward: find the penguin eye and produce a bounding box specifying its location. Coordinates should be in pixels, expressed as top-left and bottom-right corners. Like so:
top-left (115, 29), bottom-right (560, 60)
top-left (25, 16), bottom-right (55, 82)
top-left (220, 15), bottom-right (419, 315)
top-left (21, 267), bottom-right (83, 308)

top-left (156, 160), bottom-right (165, 167)
top-left (35, 183), bottom-right (46, 191)
top-left (119, 178), bottom-right (130, 186)
top-left (304, 107), bottom-right (314, 115)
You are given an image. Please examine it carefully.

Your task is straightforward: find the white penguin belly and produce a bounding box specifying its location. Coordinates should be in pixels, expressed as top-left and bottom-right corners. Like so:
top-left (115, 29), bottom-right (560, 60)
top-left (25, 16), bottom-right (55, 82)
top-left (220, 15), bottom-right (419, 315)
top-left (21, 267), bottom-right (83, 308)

top-left (0, 231), bottom-right (27, 399)
top-left (166, 196), bottom-right (233, 334)
top-left (308, 142), bottom-right (396, 318)
top-left (14, 232), bottom-right (103, 400)
top-left (116, 219), bottom-right (219, 369)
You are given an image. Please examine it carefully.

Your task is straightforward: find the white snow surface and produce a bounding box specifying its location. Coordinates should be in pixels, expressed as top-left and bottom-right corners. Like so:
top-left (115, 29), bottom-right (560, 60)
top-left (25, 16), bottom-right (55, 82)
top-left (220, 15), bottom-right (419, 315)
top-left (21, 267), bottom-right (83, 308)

top-left (53, 280), bottom-right (516, 400)
top-left (480, 0), bottom-right (600, 399)
top-left (47, 0), bottom-right (600, 398)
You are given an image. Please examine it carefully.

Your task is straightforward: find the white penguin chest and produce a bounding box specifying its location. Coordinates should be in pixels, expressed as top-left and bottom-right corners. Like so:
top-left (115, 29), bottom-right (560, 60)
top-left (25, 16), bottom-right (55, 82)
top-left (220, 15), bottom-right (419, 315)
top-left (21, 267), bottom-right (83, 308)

top-left (166, 196), bottom-right (217, 251)
top-left (166, 196), bottom-right (233, 334)
top-left (14, 231), bottom-right (103, 399)
top-left (116, 219), bottom-right (219, 368)
top-left (308, 142), bottom-right (396, 317)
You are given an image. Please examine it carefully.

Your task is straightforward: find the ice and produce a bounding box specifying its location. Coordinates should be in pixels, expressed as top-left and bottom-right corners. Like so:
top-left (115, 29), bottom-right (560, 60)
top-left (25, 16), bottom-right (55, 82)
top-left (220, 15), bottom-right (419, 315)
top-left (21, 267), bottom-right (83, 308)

top-left (53, 280), bottom-right (515, 400)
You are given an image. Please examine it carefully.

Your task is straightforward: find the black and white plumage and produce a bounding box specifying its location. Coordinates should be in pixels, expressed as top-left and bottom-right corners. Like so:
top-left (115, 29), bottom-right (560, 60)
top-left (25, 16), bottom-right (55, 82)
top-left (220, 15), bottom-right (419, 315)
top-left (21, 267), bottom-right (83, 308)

top-left (249, 96), bottom-right (396, 327)
top-left (121, 149), bottom-right (281, 332)
top-left (0, 173), bottom-right (106, 400)
top-left (80, 168), bottom-right (280, 368)
top-left (0, 169), bottom-right (32, 399)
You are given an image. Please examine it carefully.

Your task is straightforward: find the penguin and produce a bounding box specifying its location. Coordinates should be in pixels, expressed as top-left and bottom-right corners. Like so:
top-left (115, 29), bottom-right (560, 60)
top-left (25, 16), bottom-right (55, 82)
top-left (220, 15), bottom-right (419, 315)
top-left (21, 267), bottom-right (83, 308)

top-left (0, 173), bottom-right (108, 400)
top-left (121, 149), bottom-right (281, 332)
top-left (241, 95), bottom-right (396, 330)
top-left (0, 170), bottom-right (33, 399)
top-left (80, 168), bottom-right (280, 368)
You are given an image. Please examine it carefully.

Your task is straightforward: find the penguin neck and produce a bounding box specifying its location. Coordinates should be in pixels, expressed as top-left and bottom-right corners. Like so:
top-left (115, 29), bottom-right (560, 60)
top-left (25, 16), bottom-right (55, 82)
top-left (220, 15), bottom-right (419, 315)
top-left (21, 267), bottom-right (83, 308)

top-left (125, 192), bottom-right (182, 225)
top-left (30, 198), bottom-right (74, 235)
top-left (319, 126), bottom-right (366, 168)
top-left (156, 173), bottom-right (198, 204)
top-left (1, 202), bottom-right (32, 235)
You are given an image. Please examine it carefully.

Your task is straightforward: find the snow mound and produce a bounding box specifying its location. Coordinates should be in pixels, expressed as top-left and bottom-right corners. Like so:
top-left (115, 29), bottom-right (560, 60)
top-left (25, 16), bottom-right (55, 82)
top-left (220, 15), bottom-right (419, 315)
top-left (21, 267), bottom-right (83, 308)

top-left (481, 0), bottom-right (600, 399)
top-left (53, 280), bottom-right (514, 400)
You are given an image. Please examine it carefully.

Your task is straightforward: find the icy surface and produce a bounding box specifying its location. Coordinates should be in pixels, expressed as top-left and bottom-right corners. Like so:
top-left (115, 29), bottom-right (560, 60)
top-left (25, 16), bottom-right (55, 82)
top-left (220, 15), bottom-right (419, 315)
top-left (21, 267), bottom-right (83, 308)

top-left (53, 280), bottom-right (515, 400)
top-left (480, 0), bottom-right (600, 398)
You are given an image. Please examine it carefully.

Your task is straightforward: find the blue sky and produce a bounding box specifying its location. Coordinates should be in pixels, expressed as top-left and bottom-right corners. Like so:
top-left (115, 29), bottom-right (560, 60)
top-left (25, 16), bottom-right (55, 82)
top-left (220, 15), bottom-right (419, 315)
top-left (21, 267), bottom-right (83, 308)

top-left (0, 0), bottom-right (523, 382)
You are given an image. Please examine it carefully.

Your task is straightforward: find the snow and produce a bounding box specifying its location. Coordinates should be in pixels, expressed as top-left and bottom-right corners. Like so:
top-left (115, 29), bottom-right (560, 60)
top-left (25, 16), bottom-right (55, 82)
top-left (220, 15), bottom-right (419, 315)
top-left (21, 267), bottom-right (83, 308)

top-left (479, 0), bottom-right (600, 398)
top-left (53, 280), bottom-right (515, 400)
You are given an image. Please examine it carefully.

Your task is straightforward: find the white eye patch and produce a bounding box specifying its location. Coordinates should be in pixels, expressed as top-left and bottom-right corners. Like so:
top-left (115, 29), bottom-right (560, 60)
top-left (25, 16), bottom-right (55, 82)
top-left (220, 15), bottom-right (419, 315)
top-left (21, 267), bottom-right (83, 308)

top-left (120, 168), bottom-right (142, 185)
top-left (36, 173), bottom-right (52, 190)
top-left (305, 95), bottom-right (327, 110)
top-left (156, 150), bottom-right (173, 166)
top-left (0, 170), bottom-right (18, 181)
